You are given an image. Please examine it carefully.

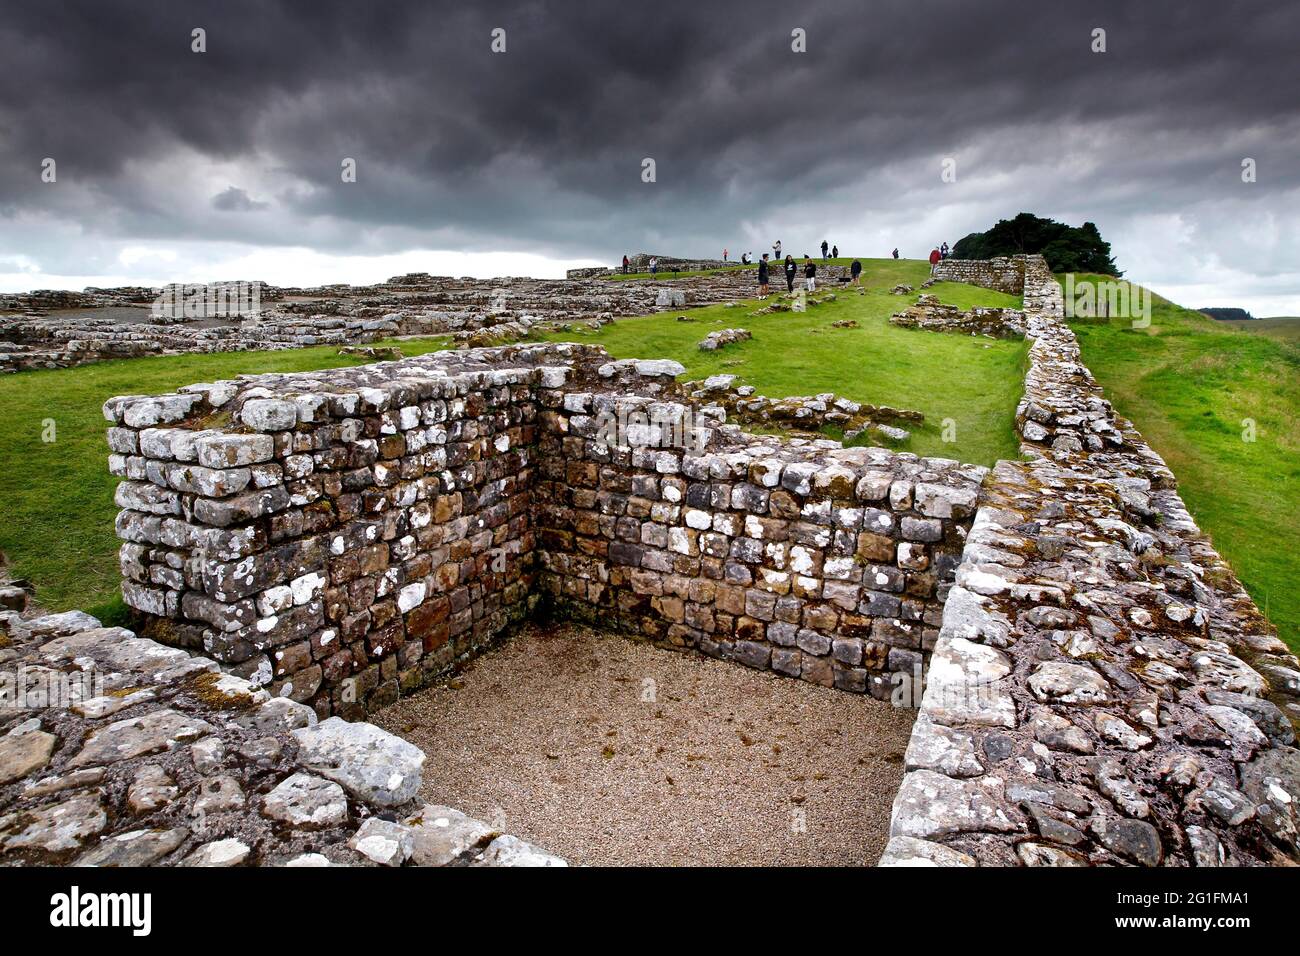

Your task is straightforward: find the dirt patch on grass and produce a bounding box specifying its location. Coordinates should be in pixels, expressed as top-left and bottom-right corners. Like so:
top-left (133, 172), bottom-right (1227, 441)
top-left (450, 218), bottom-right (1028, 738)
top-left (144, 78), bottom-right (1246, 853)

top-left (374, 621), bottom-right (915, 866)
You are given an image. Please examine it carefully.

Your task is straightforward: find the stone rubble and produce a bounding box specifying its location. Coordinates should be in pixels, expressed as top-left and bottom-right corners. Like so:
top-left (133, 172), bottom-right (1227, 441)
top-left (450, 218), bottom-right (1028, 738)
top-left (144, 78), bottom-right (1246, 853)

top-left (697, 327), bottom-right (751, 351)
top-left (890, 294), bottom-right (1028, 338)
top-left (0, 608), bottom-right (564, 866)
top-left (1, 270), bottom-right (757, 374)
top-left (678, 374), bottom-right (921, 443)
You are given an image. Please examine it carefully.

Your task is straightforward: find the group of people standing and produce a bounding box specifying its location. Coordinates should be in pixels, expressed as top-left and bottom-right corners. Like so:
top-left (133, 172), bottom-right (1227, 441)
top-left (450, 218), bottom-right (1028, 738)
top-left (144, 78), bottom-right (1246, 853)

top-left (622, 241), bottom-right (878, 299)
top-left (927, 242), bottom-right (951, 272)
top-left (755, 249), bottom-right (863, 299)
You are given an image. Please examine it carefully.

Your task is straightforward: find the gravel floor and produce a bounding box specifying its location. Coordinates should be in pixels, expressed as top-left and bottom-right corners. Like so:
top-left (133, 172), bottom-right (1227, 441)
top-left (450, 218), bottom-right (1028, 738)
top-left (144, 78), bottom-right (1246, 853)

top-left (374, 622), bottom-right (916, 866)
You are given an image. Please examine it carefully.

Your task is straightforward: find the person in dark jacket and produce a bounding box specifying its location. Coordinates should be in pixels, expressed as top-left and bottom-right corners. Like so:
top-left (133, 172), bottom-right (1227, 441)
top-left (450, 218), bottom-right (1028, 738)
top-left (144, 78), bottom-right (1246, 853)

top-left (804, 256), bottom-right (817, 292)
top-left (820, 239), bottom-right (829, 260)
top-left (850, 258), bottom-right (862, 285)
top-left (757, 253), bottom-right (770, 298)
top-left (784, 255), bottom-right (796, 293)
top-left (892, 247), bottom-right (899, 259)
top-left (831, 244), bottom-right (839, 259)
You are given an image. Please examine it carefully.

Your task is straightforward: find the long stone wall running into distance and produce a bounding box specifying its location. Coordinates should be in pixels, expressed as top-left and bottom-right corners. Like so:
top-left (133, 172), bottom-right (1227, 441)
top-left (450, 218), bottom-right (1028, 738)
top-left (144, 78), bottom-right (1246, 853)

top-left (881, 256), bottom-right (1300, 867)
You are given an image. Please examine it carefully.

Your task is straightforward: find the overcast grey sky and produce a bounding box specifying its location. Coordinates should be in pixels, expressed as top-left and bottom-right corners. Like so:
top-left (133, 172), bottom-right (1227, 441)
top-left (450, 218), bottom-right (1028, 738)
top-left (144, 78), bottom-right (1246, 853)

top-left (3, 0), bottom-right (1298, 313)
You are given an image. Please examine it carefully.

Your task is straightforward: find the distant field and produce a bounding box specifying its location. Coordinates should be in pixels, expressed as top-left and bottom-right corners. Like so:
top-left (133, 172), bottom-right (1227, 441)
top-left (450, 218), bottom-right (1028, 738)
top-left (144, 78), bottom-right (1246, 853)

top-left (539, 257), bottom-right (1029, 467)
top-left (1216, 316), bottom-right (1300, 345)
top-left (1069, 276), bottom-right (1300, 649)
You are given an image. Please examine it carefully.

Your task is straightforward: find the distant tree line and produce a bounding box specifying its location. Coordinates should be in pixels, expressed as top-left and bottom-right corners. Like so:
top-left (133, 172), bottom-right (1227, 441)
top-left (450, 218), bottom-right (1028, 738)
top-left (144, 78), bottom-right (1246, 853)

top-left (952, 213), bottom-right (1121, 276)
top-left (1199, 307), bottom-right (1255, 322)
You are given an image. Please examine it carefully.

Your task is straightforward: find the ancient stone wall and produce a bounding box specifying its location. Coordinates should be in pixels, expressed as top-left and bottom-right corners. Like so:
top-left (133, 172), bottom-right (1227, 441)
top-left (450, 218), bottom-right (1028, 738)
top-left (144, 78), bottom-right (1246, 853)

top-left (2, 271), bottom-right (754, 374)
top-left (567, 254), bottom-right (731, 278)
top-left (533, 388), bottom-right (984, 697)
top-left (882, 256), bottom-right (1300, 866)
top-left (105, 345), bottom-right (571, 718)
top-left (107, 342), bottom-right (985, 715)
top-left (929, 256), bottom-right (1026, 294)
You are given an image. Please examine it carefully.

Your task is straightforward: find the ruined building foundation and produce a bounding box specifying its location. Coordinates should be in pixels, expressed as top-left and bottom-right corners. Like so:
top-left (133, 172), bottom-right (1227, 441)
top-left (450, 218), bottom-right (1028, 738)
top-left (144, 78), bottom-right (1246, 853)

top-left (4, 255), bottom-right (1297, 867)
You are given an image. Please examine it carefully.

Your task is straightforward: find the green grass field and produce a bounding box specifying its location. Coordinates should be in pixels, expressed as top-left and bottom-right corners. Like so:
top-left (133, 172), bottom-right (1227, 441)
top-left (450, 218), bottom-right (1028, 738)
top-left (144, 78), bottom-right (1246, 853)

top-left (540, 257), bottom-right (1029, 464)
top-left (1218, 316), bottom-right (1300, 346)
top-left (0, 258), bottom-right (1027, 622)
top-left (1067, 276), bottom-right (1300, 649)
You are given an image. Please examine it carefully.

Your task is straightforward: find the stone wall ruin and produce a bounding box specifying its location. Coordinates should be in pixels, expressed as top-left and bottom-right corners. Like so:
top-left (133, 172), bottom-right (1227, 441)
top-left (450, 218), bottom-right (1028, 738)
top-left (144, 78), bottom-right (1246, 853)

top-left (2, 270), bottom-right (756, 374)
top-left (881, 256), bottom-right (1300, 867)
top-left (928, 255), bottom-right (1026, 294)
top-left (106, 343), bottom-right (985, 715)
top-left (94, 253), bottom-right (1300, 867)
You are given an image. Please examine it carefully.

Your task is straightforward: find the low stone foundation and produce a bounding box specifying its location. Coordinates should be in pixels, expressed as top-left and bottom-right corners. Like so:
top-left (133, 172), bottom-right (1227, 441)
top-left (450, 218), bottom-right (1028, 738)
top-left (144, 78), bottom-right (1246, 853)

top-left (678, 374), bottom-right (922, 441)
top-left (567, 253), bottom-right (730, 278)
top-left (890, 295), bottom-right (1027, 338)
top-left (1, 271), bottom-right (755, 374)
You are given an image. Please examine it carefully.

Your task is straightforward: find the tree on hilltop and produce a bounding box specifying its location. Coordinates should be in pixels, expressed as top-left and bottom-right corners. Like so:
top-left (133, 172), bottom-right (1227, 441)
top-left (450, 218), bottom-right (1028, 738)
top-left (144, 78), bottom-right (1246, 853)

top-left (952, 213), bottom-right (1121, 275)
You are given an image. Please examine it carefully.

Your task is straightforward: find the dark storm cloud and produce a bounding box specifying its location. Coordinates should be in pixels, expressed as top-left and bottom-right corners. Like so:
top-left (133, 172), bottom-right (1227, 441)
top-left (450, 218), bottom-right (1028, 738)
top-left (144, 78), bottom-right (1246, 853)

top-left (2, 0), bottom-right (1299, 265)
top-left (211, 186), bottom-right (267, 211)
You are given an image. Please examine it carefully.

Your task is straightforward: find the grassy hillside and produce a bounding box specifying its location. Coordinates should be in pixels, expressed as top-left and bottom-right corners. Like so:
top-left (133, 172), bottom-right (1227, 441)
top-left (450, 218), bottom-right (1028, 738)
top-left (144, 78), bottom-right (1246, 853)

top-left (1066, 276), bottom-right (1300, 649)
top-left (538, 257), bottom-right (1029, 464)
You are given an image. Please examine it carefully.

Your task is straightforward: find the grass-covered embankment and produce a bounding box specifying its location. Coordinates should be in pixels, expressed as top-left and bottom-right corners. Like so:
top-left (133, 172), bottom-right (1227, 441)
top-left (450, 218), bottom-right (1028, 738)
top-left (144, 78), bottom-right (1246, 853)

top-left (1066, 275), bottom-right (1300, 649)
